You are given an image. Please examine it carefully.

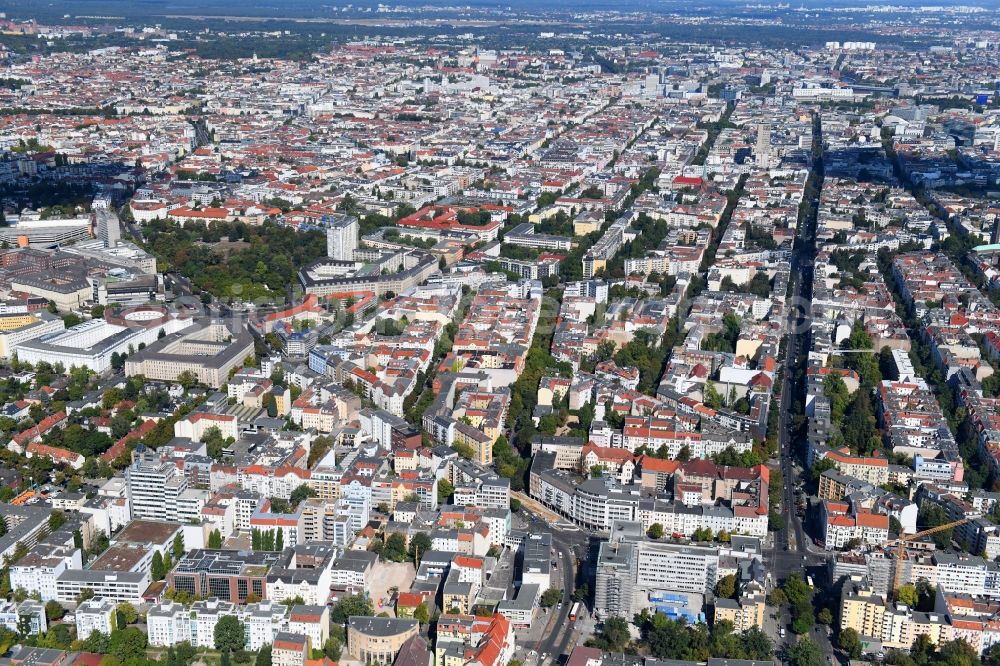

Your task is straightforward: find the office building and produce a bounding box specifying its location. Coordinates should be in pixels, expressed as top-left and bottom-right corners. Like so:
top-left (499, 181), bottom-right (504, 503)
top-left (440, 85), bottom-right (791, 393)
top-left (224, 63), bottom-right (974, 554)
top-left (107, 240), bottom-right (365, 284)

top-left (95, 209), bottom-right (121, 248)
top-left (14, 307), bottom-right (192, 373)
top-left (168, 549), bottom-right (283, 603)
top-left (124, 320), bottom-right (254, 388)
top-left (595, 521), bottom-right (722, 620)
top-left (55, 569), bottom-right (150, 604)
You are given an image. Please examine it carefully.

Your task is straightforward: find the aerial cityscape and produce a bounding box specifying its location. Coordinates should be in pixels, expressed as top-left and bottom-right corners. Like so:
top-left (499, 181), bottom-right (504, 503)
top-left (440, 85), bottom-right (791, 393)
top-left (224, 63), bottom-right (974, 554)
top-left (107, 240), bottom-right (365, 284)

top-left (0, 2), bottom-right (999, 666)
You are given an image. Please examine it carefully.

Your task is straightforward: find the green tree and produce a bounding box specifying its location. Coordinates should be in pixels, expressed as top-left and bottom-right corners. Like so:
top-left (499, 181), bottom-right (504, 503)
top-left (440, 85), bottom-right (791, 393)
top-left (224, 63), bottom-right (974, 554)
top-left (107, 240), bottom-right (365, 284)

top-left (741, 626), bottom-right (773, 660)
top-left (782, 573), bottom-right (811, 606)
top-left (16, 613), bottom-right (31, 637)
top-left (47, 510), bottom-right (67, 532)
top-left (984, 641), bottom-right (1000, 666)
top-left (841, 389), bottom-right (881, 455)
top-left (704, 381), bottom-right (724, 409)
top-left (540, 588), bottom-right (562, 607)
top-left (642, 613), bottom-right (700, 659)
top-left (44, 600), bottom-right (65, 621)
top-left (599, 616), bottom-right (631, 652)
top-left (322, 637), bottom-right (342, 661)
top-left (897, 584), bottom-right (918, 608)
top-left (82, 630), bottom-right (110, 653)
top-left (331, 594), bottom-right (373, 624)
top-left (714, 574), bottom-right (737, 600)
top-left (172, 533), bottom-right (184, 560)
top-left (214, 615), bottom-right (246, 652)
top-left (709, 620), bottom-right (742, 659)
top-left (823, 374), bottom-right (850, 422)
top-left (647, 523), bottom-right (665, 539)
top-left (380, 533), bottom-right (408, 562)
top-left (810, 456), bottom-right (837, 482)
top-left (409, 532), bottom-right (432, 563)
top-left (784, 637), bottom-right (822, 666)
top-left (413, 603), bottom-right (429, 625)
top-left (108, 627), bottom-right (147, 661)
top-left (208, 529), bottom-right (223, 549)
top-left (838, 627), bottom-right (863, 659)
top-left (116, 602), bottom-right (138, 626)
top-left (177, 370), bottom-right (198, 391)
top-left (150, 551), bottom-right (166, 581)
top-left (437, 478), bottom-right (454, 504)
top-left (289, 484), bottom-right (317, 508)
top-left (936, 639), bottom-right (979, 666)
top-left (791, 600), bottom-right (815, 635)
top-left (916, 578), bottom-right (936, 611)
top-left (256, 644), bottom-right (272, 666)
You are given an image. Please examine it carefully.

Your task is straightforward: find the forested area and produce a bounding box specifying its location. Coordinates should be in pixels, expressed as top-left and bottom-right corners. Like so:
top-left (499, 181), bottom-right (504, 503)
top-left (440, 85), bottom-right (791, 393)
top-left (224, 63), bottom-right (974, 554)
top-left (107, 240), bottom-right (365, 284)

top-left (143, 219), bottom-right (327, 301)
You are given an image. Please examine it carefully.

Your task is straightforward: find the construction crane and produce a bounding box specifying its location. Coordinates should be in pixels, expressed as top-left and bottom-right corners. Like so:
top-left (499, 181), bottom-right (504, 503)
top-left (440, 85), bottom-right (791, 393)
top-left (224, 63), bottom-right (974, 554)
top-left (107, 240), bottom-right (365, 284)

top-left (891, 518), bottom-right (969, 594)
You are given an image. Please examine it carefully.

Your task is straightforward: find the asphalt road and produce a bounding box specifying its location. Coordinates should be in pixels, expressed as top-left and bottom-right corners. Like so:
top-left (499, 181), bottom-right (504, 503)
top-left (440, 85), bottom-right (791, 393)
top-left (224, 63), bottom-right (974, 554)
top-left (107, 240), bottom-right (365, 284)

top-left (517, 513), bottom-right (592, 662)
top-left (766, 115), bottom-right (840, 662)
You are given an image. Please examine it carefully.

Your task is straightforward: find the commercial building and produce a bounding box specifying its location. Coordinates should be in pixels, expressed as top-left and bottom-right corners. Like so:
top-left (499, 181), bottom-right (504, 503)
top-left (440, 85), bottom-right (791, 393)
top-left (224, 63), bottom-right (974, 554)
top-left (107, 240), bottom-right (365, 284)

top-left (10, 273), bottom-right (92, 311)
top-left (347, 616), bottom-right (420, 665)
top-left (821, 500), bottom-right (891, 550)
top-left (519, 532), bottom-right (552, 591)
top-left (0, 504), bottom-right (58, 568)
top-left (0, 600), bottom-right (46, 636)
top-left (503, 223), bottom-right (572, 251)
top-left (435, 613), bottom-right (515, 666)
top-left (62, 238), bottom-right (157, 274)
top-left (95, 209), bottom-right (121, 248)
